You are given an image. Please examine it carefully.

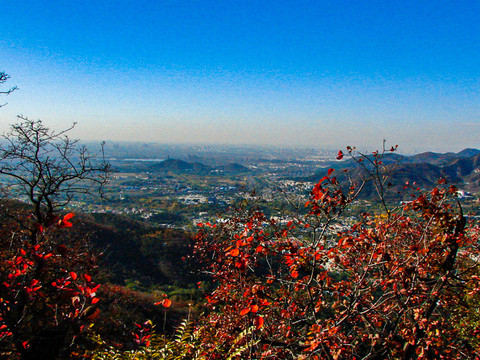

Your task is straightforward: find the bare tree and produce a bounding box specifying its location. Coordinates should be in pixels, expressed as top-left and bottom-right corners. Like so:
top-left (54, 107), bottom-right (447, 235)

top-left (0, 116), bottom-right (110, 242)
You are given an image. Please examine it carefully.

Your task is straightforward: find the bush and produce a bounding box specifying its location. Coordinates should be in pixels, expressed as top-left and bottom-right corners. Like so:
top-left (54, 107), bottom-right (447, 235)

top-left (192, 147), bottom-right (480, 359)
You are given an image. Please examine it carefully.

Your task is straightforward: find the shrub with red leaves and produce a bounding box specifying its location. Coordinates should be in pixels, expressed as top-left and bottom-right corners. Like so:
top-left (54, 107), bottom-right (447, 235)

top-left (193, 147), bottom-right (480, 359)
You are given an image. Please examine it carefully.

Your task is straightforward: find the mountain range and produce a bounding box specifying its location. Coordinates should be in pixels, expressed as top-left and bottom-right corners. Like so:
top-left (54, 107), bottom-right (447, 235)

top-left (310, 148), bottom-right (480, 200)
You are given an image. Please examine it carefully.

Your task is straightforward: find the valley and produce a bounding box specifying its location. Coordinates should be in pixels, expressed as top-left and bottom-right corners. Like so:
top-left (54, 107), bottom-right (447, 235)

top-left (72, 144), bottom-right (480, 229)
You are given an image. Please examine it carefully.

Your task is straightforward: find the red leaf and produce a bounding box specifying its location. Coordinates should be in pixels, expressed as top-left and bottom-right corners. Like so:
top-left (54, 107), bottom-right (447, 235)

top-left (240, 307), bottom-right (250, 316)
top-left (229, 248), bottom-right (240, 257)
top-left (235, 260), bottom-right (247, 270)
top-left (83, 307), bottom-right (100, 320)
top-left (91, 297), bottom-right (100, 304)
top-left (254, 315), bottom-right (264, 329)
top-left (34, 223), bottom-right (44, 233)
top-left (327, 168), bottom-right (335, 176)
top-left (83, 274), bottom-right (92, 282)
top-left (58, 221), bottom-right (70, 228)
top-left (336, 150), bottom-right (344, 160)
top-left (250, 304), bottom-right (259, 313)
top-left (162, 298), bottom-right (172, 308)
top-left (57, 213), bottom-right (75, 228)
top-left (70, 272), bottom-right (77, 280)
top-left (63, 213), bottom-right (75, 221)
top-left (319, 176), bottom-right (329, 184)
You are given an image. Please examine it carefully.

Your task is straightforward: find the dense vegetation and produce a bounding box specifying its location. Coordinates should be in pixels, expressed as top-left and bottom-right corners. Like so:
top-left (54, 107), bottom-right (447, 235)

top-left (188, 148), bottom-right (480, 359)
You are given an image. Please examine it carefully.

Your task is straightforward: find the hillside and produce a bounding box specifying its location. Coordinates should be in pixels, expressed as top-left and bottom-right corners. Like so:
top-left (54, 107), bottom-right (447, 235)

top-left (148, 158), bottom-right (210, 174)
top-left (76, 212), bottom-right (199, 287)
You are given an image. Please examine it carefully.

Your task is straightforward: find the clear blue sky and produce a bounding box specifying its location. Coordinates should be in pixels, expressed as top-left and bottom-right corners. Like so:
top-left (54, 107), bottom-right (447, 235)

top-left (1, 0), bottom-right (479, 152)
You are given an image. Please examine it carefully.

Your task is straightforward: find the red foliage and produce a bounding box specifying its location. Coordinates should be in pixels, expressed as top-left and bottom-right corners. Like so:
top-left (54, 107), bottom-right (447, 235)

top-left (154, 298), bottom-right (172, 308)
top-left (58, 213), bottom-right (75, 228)
top-left (132, 320), bottom-right (153, 347)
top-left (193, 147), bottom-right (480, 359)
top-left (0, 210), bottom-right (100, 359)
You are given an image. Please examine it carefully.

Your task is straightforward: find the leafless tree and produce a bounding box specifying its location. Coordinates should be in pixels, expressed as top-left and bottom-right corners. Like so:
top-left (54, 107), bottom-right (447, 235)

top-left (0, 116), bottom-right (110, 242)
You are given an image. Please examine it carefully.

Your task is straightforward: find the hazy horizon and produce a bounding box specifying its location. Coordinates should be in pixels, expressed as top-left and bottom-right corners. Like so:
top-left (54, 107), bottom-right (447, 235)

top-left (88, 139), bottom-right (478, 157)
top-left (1, 1), bottom-right (479, 153)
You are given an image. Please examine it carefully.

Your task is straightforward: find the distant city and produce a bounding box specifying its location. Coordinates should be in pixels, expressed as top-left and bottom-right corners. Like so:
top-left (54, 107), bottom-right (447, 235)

top-left (52, 142), bottom-right (479, 231)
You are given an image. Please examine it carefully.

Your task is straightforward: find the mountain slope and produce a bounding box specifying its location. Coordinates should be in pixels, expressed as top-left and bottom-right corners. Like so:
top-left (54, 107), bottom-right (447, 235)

top-left (75, 212), bottom-right (198, 287)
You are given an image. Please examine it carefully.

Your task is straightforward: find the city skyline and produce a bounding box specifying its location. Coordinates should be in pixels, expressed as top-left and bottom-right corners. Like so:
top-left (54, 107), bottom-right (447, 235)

top-left (1, 1), bottom-right (479, 152)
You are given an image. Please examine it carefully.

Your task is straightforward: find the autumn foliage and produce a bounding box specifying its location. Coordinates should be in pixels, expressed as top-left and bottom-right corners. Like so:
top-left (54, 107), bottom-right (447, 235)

top-left (0, 209), bottom-right (100, 359)
top-left (193, 147), bottom-right (480, 359)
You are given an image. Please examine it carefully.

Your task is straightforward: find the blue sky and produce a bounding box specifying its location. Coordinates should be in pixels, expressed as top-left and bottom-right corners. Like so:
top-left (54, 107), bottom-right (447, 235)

top-left (1, 0), bottom-right (479, 152)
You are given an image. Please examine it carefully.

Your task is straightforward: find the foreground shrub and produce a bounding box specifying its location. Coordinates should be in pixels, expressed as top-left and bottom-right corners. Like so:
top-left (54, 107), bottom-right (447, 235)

top-left (0, 212), bottom-right (100, 359)
top-left (193, 147), bottom-right (480, 359)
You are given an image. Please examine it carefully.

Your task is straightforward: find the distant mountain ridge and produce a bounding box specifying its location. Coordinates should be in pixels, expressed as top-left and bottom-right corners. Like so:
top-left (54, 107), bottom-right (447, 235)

top-left (307, 148), bottom-right (480, 199)
top-left (405, 148), bottom-right (480, 166)
top-left (457, 148), bottom-right (480, 157)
